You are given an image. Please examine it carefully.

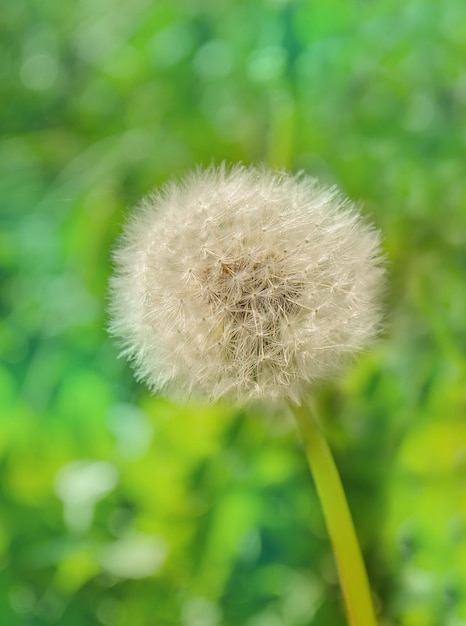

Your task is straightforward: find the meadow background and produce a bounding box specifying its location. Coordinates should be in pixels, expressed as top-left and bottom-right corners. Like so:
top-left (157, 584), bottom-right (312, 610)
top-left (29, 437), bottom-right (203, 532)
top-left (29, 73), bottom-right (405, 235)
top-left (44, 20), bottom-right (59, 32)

top-left (1, 0), bottom-right (466, 624)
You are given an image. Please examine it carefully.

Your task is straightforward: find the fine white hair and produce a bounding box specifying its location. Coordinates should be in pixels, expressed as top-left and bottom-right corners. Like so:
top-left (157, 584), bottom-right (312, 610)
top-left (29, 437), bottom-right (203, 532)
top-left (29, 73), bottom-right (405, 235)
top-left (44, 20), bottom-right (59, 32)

top-left (109, 164), bottom-right (385, 404)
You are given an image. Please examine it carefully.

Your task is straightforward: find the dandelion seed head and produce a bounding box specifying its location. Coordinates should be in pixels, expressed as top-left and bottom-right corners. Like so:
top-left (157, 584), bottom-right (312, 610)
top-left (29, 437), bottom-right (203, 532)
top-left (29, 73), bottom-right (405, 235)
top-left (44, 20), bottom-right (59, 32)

top-left (109, 164), bottom-right (385, 404)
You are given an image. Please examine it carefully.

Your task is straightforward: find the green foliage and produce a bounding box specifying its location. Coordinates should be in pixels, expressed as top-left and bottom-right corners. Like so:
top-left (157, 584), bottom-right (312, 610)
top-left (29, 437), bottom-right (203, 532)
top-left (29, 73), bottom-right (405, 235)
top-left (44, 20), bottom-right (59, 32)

top-left (1, 0), bottom-right (466, 624)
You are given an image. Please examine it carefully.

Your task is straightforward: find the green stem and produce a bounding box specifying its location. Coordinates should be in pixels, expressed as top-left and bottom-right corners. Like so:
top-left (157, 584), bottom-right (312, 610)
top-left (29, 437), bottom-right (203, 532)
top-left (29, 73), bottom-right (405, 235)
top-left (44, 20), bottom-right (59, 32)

top-left (288, 401), bottom-right (377, 626)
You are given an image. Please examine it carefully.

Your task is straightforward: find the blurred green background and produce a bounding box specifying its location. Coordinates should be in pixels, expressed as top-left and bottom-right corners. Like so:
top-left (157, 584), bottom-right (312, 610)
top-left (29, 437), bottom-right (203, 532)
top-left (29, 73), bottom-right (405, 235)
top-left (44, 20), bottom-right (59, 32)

top-left (1, 0), bottom-right (466, 624)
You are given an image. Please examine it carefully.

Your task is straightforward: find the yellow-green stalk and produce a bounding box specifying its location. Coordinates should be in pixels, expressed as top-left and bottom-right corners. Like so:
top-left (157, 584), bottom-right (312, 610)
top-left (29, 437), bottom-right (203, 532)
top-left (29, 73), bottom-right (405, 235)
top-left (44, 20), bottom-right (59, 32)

top-left (289, 401), bottom-right (377, 626)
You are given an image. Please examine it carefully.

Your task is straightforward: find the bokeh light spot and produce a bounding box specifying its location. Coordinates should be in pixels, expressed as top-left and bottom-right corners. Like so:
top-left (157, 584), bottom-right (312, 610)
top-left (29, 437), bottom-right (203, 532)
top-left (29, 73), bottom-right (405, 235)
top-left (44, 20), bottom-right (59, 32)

top-left (20, 53), bottom-right (58, 91)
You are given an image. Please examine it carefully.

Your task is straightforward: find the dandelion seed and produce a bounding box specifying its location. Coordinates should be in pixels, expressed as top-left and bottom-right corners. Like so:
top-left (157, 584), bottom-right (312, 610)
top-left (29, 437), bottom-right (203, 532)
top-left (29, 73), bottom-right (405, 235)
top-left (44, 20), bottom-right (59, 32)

top-left (108, 164), bottom-right (385, 404)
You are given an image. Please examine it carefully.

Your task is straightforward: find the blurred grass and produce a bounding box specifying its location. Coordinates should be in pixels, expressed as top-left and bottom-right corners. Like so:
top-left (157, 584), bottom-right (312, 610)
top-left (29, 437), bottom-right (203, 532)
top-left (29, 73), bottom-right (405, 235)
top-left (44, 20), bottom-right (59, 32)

top-left (1, 0), bottom-right (466, 624)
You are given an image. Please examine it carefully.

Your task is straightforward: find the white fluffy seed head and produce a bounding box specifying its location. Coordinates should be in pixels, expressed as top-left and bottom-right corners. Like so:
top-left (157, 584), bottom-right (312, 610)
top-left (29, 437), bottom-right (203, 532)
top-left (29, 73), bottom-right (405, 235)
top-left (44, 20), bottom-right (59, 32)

top-left (109, 164), bottom-right (385, 405)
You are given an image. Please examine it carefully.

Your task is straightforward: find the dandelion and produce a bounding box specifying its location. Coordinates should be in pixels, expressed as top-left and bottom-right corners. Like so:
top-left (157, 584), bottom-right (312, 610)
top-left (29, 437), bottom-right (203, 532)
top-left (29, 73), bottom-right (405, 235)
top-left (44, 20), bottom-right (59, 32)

top-left (108, 163), bottom-right (385, 626)
top-left (109, 164), bottom-right (384, 405)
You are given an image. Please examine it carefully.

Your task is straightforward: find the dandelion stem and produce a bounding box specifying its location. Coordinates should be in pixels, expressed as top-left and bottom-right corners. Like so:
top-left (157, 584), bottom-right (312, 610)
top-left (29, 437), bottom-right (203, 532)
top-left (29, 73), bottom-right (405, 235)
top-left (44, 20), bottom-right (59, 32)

top-left (288, 401), bottom-right (377, 626)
